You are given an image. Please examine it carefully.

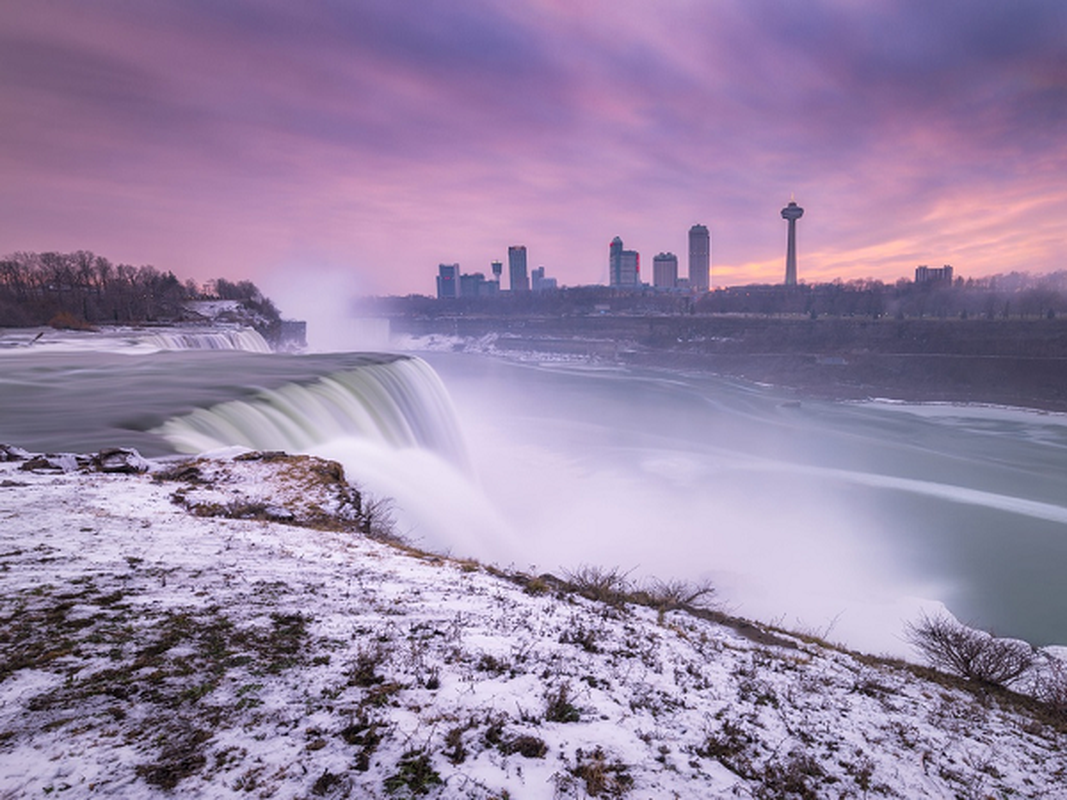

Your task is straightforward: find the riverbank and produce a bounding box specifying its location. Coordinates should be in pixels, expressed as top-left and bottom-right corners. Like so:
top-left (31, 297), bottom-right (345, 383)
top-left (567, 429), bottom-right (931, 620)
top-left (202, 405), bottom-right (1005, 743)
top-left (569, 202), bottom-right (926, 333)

top-left (3, 447), bottom-right (1065, 798)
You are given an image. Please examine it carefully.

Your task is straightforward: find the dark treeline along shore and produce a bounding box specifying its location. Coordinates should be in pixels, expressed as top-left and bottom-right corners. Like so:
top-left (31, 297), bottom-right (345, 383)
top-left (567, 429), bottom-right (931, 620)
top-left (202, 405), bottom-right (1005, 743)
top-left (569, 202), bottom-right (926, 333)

top-left (370, 273), bottom-right (1067, 412)
top-left (0, 250), bottom-right (286, 345)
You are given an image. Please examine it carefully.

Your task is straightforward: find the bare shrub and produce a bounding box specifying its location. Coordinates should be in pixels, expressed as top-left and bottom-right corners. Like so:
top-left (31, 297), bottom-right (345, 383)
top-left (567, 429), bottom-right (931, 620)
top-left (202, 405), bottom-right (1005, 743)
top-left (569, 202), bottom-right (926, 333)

top-left (544, 683), bottom-right (581, 723)
top-left (637, 577), bottom-right (717, 612)
top-left (348, 645), bottom-right (389, 688)
top-left (1031, 652), bottom-right (1067, 717)
top-left (904, 612), bottom-right (1034, 687)
top-left (501, 734), bottom-right (548, 759)
top-left (753, 751), bottom-right (826, 800)
top-left (555, 747), bottom-right (633, 798)
top-left (562, 565), bottom-right (632, 607)
top-left (559, 619), bottom-right (601, 653)
top-left (361, 495), bottom-right (400, 542)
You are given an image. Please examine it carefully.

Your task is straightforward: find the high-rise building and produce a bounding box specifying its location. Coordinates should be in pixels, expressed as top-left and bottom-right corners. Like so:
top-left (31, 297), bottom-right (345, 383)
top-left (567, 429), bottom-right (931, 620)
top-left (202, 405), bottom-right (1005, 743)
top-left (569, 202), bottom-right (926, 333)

top-left (620, 251), bottom-right (639, 288)
top-left (491, 261), bottom-right (503, 283)
top-left (436, 263), bottom-right (459, 299)
top-left (609, 236), bottom-right (640, 289)
top-left (653, 252), bottom-right (678, 290)
top-left (915, 264), bottom-right (954, 284)
top-left (609, 237), bottom-right (623, 287)
top-left (460, 272), bottom-right (492, 298)
top-left (781, 200), bottom-right (804, 286)
top-left (508, 246), bottom-right (529, 292)
top-left (688, 225), bottom-right (710, 291)
top-left (531, 266), bottom-right (557, 293)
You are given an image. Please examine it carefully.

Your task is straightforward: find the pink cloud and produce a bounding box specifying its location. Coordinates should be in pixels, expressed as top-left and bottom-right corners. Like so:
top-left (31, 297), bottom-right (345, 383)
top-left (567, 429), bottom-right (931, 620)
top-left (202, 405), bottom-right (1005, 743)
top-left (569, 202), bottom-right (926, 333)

top-left (1, 0), bottom-right (1065, 299)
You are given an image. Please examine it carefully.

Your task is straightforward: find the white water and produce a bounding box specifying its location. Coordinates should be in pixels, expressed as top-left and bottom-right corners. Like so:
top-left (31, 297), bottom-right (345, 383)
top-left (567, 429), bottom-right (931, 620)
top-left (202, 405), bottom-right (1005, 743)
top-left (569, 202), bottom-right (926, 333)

top-left (158, 357), bottom-right (466, 462)
top-left (141, 328), bottom-right (272, 353)
top-left (0, 326), bottom-right (271, 354)
top-left (154, 356), bottom-right (509, 556)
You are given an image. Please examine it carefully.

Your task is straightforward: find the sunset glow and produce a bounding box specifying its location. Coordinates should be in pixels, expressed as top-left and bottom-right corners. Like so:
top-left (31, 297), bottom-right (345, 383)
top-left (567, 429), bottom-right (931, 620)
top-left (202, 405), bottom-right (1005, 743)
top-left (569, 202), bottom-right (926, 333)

top-left (2, 1), bottom-right (1065, 296)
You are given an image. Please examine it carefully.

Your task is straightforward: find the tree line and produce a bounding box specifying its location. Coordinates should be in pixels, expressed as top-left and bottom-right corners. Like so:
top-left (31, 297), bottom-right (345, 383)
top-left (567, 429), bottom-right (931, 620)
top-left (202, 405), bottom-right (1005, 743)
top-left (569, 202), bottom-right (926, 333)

top-left (694, 273), bottom-right (1067, 320)
top-left (0, 250), bottom-right (280, 330)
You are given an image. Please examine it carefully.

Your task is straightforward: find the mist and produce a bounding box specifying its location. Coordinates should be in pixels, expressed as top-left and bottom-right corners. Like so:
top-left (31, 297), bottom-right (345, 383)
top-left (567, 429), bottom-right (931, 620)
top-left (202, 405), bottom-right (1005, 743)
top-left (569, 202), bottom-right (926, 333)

top-left (406, 356), bottom-right (937, 656)
top-left (262, 266), bottom-right (390, 353)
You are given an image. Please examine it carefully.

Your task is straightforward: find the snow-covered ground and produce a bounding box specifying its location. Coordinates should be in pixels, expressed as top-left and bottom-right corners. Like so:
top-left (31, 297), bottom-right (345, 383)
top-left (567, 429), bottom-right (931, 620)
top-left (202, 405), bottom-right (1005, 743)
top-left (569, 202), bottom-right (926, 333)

top-left (1, 449), bottom-right (1065, 798)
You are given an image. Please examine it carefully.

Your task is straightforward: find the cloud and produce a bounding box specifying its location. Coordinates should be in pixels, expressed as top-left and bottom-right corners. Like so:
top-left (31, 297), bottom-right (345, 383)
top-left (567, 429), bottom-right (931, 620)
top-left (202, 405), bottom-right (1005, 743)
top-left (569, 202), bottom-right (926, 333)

top-left (1, 0), bottom-right (1065, 292)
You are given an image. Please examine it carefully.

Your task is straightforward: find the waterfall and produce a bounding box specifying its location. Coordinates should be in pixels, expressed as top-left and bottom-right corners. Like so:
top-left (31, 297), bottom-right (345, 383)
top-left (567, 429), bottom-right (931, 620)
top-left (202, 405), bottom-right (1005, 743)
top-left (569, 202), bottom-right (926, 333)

top-left (155, 356), bottom-right (469, 467)
top-left (142, 328), bottom-right (272, 353)
top-left (154, 355), bottom-right (503, 555)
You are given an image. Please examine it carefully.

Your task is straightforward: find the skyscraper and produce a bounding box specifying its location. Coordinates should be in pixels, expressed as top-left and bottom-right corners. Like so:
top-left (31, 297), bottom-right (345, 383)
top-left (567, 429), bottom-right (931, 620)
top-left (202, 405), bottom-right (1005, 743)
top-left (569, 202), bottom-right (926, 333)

top-left (436, 263), bottom-right (459, 299)
top-left (609, 237), bottom-right (623, 287)
top-left (653, 252), bottom-right (678, 290)
top-left (620, 251), bottom-right (639, 287)
top-left (688, 225), bottom-right (710, 291)
top-left (781, 199), bottom-right (804, 286)
top-left (609, 236), bottom-right (640, 289)
top-left (508, 246), bottom-right (529, 292)
top-left (915, 264), bottom-right (954, 284)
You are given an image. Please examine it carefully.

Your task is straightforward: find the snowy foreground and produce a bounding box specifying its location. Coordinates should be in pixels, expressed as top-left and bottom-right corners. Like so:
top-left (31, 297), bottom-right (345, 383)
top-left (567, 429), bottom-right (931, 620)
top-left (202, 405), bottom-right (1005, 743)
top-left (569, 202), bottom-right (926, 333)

top-left (2, 451), bottom-right (1065, 799)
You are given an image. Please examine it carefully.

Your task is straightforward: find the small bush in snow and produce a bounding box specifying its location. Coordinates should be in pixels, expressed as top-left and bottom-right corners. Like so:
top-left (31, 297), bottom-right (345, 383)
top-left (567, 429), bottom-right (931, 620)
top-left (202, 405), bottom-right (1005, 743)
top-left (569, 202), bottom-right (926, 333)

top-left (383, 749), bottom-right (442, 796)
top-left (1031, 652), bottom-right (1067, 717)
top-left (635, 577), bottom-right (717, 612)
top-left (544, 683), bottom-right (582, 723)
top-left (562, 565), bottom-right (633, 606)
top-left (555, 747), bottom-right (633, 798)
top-left (905, 612), bottom-right (1033, 687)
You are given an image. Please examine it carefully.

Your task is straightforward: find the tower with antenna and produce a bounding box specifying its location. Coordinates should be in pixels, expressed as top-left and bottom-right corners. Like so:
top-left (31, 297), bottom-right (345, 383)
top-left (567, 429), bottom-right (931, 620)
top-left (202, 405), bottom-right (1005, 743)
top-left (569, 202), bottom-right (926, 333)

top-left (781, 197), bottom-right (804, 286)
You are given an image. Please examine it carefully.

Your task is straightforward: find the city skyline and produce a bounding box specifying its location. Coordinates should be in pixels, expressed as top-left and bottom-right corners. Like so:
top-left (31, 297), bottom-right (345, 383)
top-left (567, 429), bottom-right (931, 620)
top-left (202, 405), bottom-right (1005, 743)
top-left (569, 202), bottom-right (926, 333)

top-left (2, 2), bottom-right (1065, 302)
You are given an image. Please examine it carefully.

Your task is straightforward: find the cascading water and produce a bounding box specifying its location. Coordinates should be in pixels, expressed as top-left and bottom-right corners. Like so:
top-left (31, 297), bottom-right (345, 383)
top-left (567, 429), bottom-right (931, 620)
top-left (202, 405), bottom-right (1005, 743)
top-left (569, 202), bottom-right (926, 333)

top-left (142, 328), bottom-right (272, 353)
top-left (156, 355), bottom-right (507, 556)
top-left (0, 326), bottom-right (272, 355)
top-left (157, 356), bottom-right (467, 464)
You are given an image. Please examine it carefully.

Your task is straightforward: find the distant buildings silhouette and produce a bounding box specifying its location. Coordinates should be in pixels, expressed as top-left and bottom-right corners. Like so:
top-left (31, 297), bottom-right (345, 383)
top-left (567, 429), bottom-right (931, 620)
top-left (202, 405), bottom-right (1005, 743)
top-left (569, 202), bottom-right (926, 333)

top-left (915, 264), bottom-right (954, 284)
top-left (531, 266), bottom-right (557, 293)
top-left (437, 263), bottom-right (499, 299)
top-left (430, 200), bottom-right (960, 299)
top-left (435, 246), bottom-right (556, 299)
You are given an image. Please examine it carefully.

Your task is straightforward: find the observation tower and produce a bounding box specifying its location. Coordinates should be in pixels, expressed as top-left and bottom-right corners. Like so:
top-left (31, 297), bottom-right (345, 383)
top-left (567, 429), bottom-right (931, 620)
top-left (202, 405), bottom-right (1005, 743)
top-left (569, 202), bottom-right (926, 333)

top-left (781, 199), bottom-right (804, 286)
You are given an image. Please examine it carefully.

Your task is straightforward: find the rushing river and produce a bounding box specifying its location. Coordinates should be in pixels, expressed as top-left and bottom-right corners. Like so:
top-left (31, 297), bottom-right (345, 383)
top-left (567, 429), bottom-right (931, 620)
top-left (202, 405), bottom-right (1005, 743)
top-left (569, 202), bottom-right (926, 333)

top-left (2, 326), bottom-right (1066, 657)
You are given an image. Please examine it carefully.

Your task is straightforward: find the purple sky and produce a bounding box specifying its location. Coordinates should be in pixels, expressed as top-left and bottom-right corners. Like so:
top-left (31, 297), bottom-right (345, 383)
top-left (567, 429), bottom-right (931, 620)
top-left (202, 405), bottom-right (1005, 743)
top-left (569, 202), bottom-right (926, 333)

top-left (2, 1), bottom-right (1065, 298)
